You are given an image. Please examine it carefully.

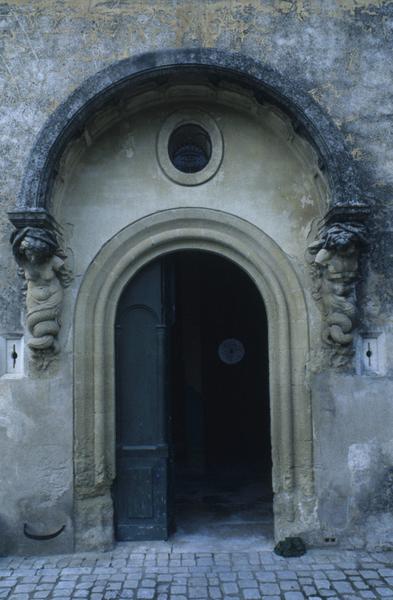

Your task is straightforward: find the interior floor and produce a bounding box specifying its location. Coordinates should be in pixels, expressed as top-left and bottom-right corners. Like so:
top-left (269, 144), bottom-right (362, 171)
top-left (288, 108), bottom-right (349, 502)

top-left (171, 469), bottom-right (274, 550)
top-left (170, 251), bottom-right (273, 548)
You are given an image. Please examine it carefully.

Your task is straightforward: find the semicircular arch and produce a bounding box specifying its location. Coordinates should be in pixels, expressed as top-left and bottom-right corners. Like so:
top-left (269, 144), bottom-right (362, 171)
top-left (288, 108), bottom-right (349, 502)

top-left (8, 48), bottom-right (367, 232)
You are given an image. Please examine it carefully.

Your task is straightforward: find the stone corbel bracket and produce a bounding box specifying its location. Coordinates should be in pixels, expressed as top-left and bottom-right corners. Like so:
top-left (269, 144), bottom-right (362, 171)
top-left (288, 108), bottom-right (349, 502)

top-left (9, 210), bottom-right (72, 369)
top-left (308, 206), bottom-right (369, 369)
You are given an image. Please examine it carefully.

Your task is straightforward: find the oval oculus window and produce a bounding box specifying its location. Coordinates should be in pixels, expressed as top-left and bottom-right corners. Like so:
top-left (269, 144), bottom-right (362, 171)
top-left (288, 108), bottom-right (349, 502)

top-left (168, 124), bottom-right (212, 173)
top-left (157, 111), bottom-right (223, 186)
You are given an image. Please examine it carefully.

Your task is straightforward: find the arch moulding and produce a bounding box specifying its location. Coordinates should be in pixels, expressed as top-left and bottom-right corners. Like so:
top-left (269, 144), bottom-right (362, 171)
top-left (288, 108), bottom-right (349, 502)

top-left (8, 48), bottom-right (368, 228)
top-left (73, 208), bottom-right (315, 551)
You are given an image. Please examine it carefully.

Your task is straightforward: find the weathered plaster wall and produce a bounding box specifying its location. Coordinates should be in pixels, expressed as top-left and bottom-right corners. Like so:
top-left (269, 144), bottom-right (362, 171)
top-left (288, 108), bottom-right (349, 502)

top-left (313, 373), bottom-right (393, 550)
top-left (1, 0), bottom-right (393, 554)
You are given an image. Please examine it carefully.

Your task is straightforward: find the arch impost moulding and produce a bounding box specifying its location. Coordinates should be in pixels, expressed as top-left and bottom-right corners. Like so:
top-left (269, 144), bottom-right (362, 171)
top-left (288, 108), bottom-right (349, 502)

top-left (73, 208), bottom-right (315, 551)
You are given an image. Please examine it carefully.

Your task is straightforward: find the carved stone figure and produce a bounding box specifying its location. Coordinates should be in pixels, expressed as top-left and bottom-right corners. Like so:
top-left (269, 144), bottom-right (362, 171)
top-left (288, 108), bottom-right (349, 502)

top-left (11, 227), bottom-right (72, 359)
top-left (308, 222), bottom-right (366, 368)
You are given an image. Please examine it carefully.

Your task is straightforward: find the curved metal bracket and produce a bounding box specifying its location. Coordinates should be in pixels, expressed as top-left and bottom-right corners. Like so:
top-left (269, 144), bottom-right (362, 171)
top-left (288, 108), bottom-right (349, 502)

top-left (23, 523), bottom-right (65, 541)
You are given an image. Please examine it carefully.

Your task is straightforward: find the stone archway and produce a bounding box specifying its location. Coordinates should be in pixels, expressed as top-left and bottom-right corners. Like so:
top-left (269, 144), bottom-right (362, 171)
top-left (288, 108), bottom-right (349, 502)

top-left (73, 208), bottom-right (314, 551)
top-left (6, 49), bottom-right (369, 554)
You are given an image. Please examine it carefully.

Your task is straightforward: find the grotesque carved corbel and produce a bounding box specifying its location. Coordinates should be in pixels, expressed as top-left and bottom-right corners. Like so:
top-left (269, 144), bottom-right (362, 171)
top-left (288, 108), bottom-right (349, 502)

top-left (11, 227), bottom-right (72, 365)
top-left (308, 222), bottom-right (367, 368)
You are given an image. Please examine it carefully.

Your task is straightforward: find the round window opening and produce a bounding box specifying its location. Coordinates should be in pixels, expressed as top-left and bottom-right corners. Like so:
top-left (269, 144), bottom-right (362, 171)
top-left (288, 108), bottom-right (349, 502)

top-left (168, 124), bottom-right (212, 174)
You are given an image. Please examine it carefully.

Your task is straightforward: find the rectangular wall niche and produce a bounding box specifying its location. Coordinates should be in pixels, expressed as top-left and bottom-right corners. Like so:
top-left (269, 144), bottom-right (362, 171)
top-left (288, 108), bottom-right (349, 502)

top-left (356, 332), bottom-right (385, 376)
top-left (0, 335), bottom-right (24, 377)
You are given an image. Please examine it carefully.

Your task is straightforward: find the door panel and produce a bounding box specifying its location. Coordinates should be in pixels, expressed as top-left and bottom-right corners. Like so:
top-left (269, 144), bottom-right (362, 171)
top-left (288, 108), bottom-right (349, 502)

top-left (114, 259), bottom-right (172, 540)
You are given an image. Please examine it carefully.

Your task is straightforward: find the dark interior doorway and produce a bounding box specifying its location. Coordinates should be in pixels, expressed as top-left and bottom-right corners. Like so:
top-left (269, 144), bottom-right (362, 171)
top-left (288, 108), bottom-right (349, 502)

top-left (170, 252), bottom-right (273, 544)
top-left (114, 250), bottom-right (272, 545)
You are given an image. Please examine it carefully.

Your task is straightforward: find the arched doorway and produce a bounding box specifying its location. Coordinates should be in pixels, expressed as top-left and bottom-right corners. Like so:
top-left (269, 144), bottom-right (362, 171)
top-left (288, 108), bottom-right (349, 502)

top-left (114, 250), bottom-right (272, 543)
top-left (6, 47), bottom-right (367, 553)
top-left (73, 208), bottom-right (313, 550)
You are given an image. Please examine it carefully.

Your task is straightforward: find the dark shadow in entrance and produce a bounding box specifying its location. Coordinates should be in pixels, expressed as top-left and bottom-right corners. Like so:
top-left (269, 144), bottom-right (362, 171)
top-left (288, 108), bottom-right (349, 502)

top-left (170, 252), bottom-right (273, 548)
top-left (113, 249), bottom-right (272, 545)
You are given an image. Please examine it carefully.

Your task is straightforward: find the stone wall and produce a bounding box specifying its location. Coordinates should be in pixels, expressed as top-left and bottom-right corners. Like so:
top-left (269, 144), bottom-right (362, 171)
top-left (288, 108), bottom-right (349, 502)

top-left (1, 0), bottom-right (393, 554)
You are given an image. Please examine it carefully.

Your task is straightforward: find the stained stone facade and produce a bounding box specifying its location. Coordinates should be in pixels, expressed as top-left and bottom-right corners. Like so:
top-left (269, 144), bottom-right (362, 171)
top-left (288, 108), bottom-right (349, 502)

top-left (1, 0), bottom-right (393, 556)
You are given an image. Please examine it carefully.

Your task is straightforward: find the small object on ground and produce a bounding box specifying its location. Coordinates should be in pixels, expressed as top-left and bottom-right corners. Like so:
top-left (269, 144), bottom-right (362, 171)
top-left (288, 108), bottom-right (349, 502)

top-left (274, 536), bottom-right (306, 557)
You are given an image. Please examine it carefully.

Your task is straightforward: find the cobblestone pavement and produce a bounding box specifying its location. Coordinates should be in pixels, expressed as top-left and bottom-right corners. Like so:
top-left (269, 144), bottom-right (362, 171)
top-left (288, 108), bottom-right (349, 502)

top-left (1, 542), bottom-right (393, 600)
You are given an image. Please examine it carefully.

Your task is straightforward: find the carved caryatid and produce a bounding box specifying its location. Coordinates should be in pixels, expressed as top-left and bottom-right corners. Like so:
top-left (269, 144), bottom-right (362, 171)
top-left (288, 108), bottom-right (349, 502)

top-left (11, 227), bottom-right (72, 361)
top-left (308, 222), bottom-right (367, 368)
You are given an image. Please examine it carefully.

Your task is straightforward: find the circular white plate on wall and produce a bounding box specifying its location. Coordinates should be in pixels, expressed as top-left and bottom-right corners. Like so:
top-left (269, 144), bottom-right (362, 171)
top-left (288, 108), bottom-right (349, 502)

top-left (218, 338), bottom-right (245, 365)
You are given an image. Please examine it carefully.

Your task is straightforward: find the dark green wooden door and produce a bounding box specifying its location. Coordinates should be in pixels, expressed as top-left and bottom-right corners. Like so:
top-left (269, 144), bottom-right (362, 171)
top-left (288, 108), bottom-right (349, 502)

top-left (114, 258), bottom-right (174, 540)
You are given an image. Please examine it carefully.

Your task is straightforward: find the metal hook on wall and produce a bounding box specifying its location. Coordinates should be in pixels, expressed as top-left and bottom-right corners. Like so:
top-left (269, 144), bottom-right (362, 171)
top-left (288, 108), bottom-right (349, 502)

top-left (23, 523), bottom-right (65, 541)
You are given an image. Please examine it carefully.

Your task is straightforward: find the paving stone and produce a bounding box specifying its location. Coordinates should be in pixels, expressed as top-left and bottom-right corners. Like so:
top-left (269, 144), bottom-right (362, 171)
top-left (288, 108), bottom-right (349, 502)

top-left (137, 590), bottom-right (156, 599)
top-left (188, 586), bottom-right (209, 598)
top-left (361, 571), bottom-right (380, 579)
top-left (0, 547), bottom-right (393, 600)
top-left (219, 573), bottom-right (236, 582)
top-left (352, 579), bottom-right (370, 589)
top-left (368, 579), bottom-right (385, 587)
top-left (13, 584), bottom-right (36, 593)
top-left (255, 571), bottom-right (276, 582)
top-left (140, 579), bottom-right (156, 588)
top-left (189, 578), bottom-right (208, 588)
top-left (55, 581), bottom-right (76, 589)
top-left (379, 570), bottom-right (393, 578)
top-left (197, 559), bottom-right (213, 566)
top-left (277, 570), bottom-right (297, 580)
top-left (107, 582), bottom-right (122, 590)
top-left (221, 582), bottom-right (238, 594)
top-left (76, 582), bottom-right (94, 589)
top-left (314, 579), bottom-right (331, 589)
top-left (281, 580), bottom-right (301, 591)
top-left (158, 575), bottom-right (173, 582)
top-left (332, 580), bottom-right (354, 593)
top-left (312, 571), bottom-right (328, 579)
top-left (243, 588), bottom-right (261, 599)
top-left (62, 568), bottom-right (92, 575)
top-left (259, 582), bottom-right (280, 594)
top-left (325, 570), bottom-right (346, 580)
top-left (375, 588), bottom-right (393, 597)
top-left (238, 579), bottom-right (258, 588)
top-left (170, 585), bottom-right (186, 593)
